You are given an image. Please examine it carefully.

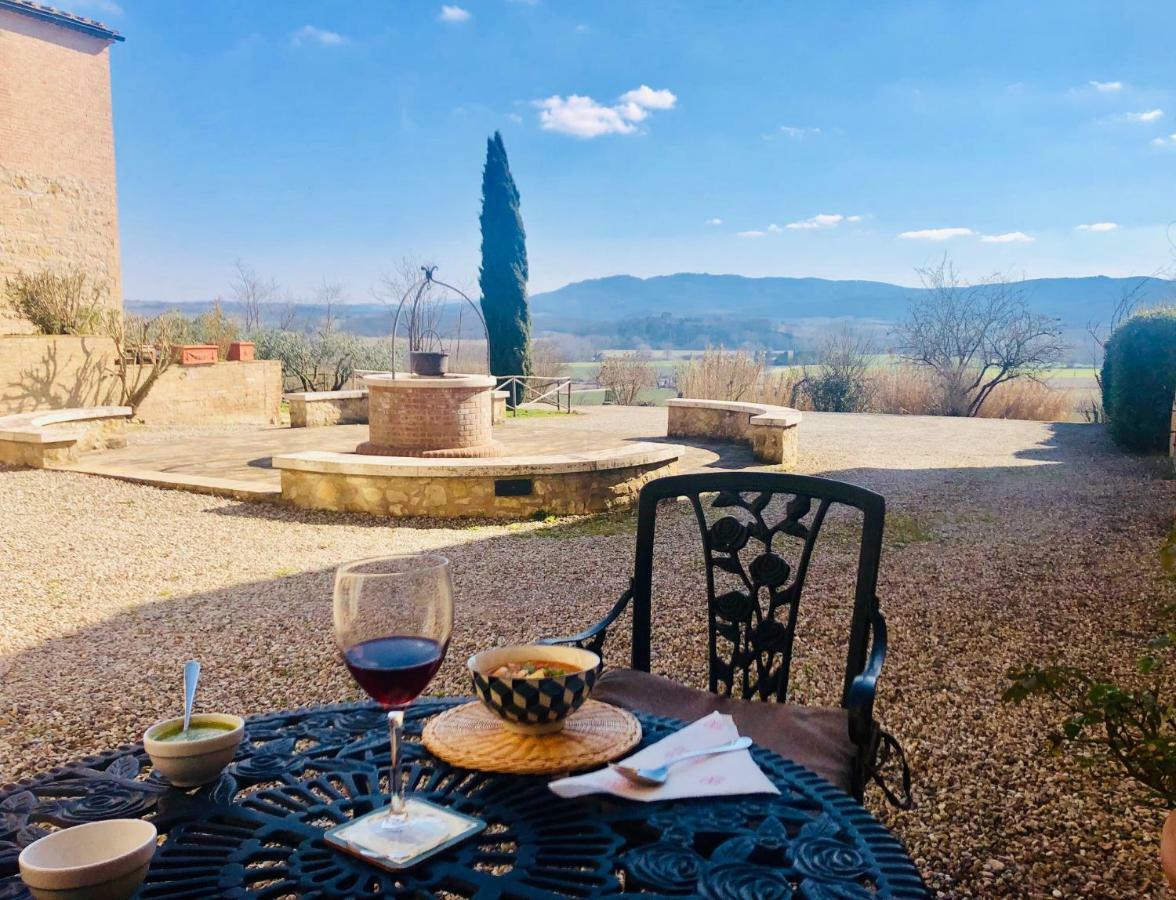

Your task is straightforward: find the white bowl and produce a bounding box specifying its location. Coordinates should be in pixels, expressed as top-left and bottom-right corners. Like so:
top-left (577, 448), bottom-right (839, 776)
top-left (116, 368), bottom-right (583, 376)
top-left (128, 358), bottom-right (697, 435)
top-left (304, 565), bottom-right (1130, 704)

top-left (19, 818), bottom-right (157, 900)
top-left (143, 713), bottom-right (244, 787)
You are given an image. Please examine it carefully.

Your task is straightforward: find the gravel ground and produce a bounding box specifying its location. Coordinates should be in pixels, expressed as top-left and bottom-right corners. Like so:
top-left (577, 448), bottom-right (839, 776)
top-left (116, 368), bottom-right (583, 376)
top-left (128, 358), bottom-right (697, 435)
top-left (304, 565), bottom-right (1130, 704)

top-left (1, 408), bottom-right (1174, 897)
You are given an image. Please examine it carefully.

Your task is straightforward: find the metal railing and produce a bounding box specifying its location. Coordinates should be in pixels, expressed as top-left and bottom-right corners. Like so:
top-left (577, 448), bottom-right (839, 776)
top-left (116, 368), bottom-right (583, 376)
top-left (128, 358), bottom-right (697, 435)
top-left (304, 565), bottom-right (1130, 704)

top-left (497, 375), bottom-right (574, 413)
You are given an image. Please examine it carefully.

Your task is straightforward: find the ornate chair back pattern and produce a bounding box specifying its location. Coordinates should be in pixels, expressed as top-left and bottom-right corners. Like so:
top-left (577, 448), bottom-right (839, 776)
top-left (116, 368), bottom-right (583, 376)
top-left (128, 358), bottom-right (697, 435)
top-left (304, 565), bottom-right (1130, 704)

top-left (630, 472), bottom-right (885, 711)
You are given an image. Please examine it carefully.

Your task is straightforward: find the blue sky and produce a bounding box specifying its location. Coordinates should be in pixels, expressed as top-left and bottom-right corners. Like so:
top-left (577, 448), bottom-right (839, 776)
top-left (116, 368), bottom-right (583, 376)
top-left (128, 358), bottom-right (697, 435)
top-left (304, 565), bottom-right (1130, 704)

top-left (83, 0), bottom-right (1176, 301)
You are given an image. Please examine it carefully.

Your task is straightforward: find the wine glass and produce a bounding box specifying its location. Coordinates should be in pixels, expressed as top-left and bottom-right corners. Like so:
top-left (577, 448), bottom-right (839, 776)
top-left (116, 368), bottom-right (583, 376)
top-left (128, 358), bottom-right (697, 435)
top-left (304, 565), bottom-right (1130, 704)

top-left (334, 554), bottom-right (453, 845)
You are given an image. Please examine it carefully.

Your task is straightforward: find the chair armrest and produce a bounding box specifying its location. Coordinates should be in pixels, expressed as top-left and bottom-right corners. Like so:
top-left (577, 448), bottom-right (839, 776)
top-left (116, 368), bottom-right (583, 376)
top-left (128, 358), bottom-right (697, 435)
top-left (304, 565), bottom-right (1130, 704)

top-left (536, 586), bottom-right (633, 658)
top-left (847, 605), bottom-right (887, 720)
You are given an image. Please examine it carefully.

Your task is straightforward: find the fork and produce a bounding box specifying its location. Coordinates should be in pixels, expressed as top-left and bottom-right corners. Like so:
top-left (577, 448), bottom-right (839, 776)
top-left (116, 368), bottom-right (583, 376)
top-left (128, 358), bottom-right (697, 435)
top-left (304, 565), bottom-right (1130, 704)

top-left (609, 736), bottom-right (753, 786)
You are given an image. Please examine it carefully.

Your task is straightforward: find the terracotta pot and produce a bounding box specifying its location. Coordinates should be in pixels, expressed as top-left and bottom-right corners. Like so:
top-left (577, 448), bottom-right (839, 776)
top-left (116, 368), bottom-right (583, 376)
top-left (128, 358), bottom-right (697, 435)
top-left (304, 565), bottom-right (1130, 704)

top-left (227, 340), bottom-right (254, 362)
top-left (1161, 809), bottom-right (1176, 890)
top-left (173, 344), bottom-right (218, 366)
top-left (410, 351), bottom-right (449, 377)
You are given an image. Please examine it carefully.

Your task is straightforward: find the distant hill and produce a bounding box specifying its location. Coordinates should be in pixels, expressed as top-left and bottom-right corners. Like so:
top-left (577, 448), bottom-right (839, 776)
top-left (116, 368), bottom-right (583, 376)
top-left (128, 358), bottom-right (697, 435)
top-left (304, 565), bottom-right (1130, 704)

top-left (529, 273), bottom-right (1172, 326)
top-left (126, 273), bottom-right (1172, 347)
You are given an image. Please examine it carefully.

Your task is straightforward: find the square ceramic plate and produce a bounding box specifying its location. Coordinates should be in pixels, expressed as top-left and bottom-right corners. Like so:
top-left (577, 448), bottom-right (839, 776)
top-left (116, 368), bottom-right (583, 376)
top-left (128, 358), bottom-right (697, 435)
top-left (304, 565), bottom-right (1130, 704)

top-left (324, 799), bottom-right (485, 872)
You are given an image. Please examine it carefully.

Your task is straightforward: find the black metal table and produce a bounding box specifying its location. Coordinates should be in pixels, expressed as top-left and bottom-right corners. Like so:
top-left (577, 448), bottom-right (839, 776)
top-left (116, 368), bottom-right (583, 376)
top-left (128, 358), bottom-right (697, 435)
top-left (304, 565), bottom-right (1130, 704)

top-left (0, 699), bottom-right (926, 898)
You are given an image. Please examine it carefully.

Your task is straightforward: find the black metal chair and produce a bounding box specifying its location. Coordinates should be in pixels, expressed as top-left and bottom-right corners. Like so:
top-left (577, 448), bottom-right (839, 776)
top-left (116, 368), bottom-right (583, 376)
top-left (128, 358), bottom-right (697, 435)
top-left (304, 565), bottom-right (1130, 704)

top-left (541, 471), bottom-right (911, 807)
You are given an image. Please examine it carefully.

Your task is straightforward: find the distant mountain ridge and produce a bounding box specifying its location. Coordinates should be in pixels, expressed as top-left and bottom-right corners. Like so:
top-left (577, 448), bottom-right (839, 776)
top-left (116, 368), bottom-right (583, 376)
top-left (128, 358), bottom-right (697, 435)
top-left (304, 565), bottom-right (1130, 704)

top-left (528, 273), bottom-right (1171, 326)
top-left (126, 273), bottom-right (1172, 341)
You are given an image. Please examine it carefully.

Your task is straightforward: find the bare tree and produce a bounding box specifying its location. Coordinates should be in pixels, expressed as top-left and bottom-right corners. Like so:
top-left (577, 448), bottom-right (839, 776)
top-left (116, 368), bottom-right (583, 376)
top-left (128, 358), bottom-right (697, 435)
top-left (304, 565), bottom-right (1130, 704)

top-left (897, 257), bottom-right (1065, 416)
top-left (106, 311), bottom-right (180, 416)
top-left (231, 259), bottom-right (278, 332)
top-left (597, 352), bottom-right (656, 406)
top-left (315, 279), bottom-right (344, 335)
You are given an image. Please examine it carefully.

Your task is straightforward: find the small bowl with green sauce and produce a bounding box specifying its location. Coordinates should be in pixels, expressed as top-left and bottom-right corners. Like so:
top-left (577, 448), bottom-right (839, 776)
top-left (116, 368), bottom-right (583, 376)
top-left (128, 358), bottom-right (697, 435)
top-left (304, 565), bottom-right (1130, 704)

top-left (143, 713), bottom-right (244, 787)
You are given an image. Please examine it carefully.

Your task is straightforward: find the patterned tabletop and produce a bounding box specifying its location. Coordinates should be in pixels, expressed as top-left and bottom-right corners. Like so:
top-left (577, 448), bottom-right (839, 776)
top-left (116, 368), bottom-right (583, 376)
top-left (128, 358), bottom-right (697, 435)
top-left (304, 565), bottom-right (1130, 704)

top-left (0, 698), bottom-right (926, 898)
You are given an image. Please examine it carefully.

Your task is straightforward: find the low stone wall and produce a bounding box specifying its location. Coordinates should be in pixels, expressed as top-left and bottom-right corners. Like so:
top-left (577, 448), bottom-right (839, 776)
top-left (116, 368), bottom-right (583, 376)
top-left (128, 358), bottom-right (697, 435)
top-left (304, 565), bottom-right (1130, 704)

top-left (0, 406), bottom-right (130, 467)
top-left (132, 360), bottom-right (283, 426)
top-left (667, 399), bottom-right (801, 468)
top-left (272, 444), bottom-right (681, 518)
top-left (492, 390), bottom-right (508, 425)
top-left (287, 390), bottom-right (368, 428)
top-left (0, 335), bottom-right (281, 425)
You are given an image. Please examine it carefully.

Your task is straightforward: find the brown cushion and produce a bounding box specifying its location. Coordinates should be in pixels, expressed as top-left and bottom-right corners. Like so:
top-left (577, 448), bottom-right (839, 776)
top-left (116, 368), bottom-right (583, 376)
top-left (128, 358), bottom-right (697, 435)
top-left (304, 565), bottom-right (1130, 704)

top-left (593, 668), bottom-right (855, 793)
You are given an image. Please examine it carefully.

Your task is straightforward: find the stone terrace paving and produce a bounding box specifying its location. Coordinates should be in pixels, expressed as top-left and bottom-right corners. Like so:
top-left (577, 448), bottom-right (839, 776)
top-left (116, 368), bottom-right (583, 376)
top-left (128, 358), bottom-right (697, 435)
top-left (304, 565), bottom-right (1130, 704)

top-left (53, 406), bottom-right (757, 497)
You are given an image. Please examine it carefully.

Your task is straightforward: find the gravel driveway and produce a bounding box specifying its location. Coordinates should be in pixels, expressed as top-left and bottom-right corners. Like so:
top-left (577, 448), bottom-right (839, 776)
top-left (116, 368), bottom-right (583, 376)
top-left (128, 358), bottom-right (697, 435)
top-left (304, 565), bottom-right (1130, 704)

top-left (1, 407), bottom-right (1173, 897)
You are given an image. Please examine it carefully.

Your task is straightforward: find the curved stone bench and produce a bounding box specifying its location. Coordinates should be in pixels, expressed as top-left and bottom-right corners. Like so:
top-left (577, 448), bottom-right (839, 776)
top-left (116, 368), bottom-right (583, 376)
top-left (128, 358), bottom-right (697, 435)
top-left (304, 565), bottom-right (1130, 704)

top-left (0, 406), bottom-right (132, 468)
top-left (666, 398), bottom-right (801, 467)
top-left (286, 390), bottom-right (368, 428)
top-left (271, 442), bottom-right (681, 518)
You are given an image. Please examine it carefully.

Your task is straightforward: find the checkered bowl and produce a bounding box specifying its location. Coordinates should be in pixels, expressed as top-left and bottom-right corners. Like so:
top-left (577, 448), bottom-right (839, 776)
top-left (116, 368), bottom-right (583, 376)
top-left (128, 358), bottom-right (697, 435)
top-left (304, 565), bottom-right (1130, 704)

top-left (468, 645), bottom-right (603, 734)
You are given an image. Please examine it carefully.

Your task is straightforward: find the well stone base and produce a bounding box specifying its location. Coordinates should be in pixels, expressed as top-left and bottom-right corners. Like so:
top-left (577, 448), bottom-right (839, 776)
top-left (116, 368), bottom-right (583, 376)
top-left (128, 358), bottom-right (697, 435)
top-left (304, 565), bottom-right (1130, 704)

top-left (273, 443), bottom-right (682, 519)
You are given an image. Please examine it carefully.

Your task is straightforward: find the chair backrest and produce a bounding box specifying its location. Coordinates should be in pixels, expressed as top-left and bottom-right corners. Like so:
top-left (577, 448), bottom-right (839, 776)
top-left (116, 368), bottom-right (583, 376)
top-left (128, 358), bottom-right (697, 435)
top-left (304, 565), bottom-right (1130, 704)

top-left (629, 472), bottom-right (885, 709)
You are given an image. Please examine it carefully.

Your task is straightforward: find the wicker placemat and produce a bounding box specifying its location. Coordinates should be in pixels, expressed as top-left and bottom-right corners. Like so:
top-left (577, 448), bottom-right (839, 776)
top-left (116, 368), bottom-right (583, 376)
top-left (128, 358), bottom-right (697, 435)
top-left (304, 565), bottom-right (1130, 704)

top-left (422, 700), bottom-right (642, 775)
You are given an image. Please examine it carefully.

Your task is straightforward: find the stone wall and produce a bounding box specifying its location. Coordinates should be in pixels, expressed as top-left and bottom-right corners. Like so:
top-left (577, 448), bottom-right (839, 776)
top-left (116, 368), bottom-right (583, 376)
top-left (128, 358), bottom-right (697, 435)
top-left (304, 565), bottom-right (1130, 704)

top-left (0, 334), bottom-right (120, 413)
top-left (667, 400), bottom-right (800, 468)
top-left (280, 460), bottom-right (675, 519)
top-left (0, 10), bottom-right (122, 333)
top-left (0, 335), bottom-right (281, 424)
top-left (135, 361), bottom-right (283, 426)
top-left (288, 391), bottom-right (368, 428)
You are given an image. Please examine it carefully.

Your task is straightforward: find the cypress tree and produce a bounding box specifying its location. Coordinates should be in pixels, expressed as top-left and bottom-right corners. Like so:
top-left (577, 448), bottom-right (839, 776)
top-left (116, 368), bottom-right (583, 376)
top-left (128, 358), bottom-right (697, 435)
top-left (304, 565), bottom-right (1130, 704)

top-left (479, 131), bottom-right (532, 397)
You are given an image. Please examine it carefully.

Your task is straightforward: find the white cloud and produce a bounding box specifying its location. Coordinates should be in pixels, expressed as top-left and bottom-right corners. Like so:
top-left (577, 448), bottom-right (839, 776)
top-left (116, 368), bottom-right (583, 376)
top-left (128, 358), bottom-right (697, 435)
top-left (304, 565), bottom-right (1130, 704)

top-left (767, 223), bottom-right (782, 233)
top-left (1125, 108), bottom-right (1164, 123)
top-left (290, 25), bottom-right (347, 47)
top-left (705, 218), bottom-right (723, 226)
top-left (980, 231), bottom-right (1034, 243)
top-left (777, 125), bottom-right (821, 139)
top-left (619, 85), bottom-right (676, 110)
top-left (575, 23), bottom-right (590, 33)
top-left (898, 227), bottom-right (975, 241)
top-left (786, 213), bottom-right (859, 230)
top-left (506, 113), bottom-right (523, 124)
top-left (1075, 222), bottom-right (1119, 232)
top-left (1089, 80), bottom-right (1123, 93)
top-left (736, 230), bottom-right (766, 239)
top-left (534, 85), bottom-right (676, 138)
top-left (1151, 134), bottom-right (1176, 147)
top-left (439, 5), bottom-right (471, 23)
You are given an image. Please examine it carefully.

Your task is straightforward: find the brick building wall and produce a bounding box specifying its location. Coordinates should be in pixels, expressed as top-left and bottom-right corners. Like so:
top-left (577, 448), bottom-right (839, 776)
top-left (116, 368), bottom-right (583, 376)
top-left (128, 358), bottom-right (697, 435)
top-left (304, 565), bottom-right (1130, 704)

top-left (0, 6), bottom-right (122, 333)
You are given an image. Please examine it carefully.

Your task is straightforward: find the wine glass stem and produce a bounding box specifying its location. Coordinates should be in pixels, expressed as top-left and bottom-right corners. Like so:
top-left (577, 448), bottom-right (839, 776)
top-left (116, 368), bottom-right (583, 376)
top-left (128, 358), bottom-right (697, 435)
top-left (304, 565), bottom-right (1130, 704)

top-left (387, 709), bottom-right (407, 823)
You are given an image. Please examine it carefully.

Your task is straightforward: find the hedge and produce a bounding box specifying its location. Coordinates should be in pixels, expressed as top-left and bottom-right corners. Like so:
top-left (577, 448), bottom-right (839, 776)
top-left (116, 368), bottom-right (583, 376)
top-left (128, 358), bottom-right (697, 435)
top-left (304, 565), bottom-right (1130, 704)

top-left (1101, 307), bottom-right (1176, 452)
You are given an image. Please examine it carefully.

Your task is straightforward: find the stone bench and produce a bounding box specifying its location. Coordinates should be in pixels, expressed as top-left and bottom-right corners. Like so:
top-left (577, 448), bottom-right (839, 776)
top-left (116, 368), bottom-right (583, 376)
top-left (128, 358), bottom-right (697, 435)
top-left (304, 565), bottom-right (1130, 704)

top-left (286, 390), bottom-right (368, 428)
top-left (271, 442), bottom-right (681, 518)
top-left (666, 398), bottom-right (802, 467)
top-left (0, 406), bottom-right (132, 468)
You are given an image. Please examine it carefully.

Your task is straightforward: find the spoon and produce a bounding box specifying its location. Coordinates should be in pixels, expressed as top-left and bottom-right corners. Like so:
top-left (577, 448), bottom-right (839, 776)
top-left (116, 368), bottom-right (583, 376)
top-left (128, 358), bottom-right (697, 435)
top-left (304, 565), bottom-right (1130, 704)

top-left (609, 735), bottom-right (753, 786)
top-left (182, 659), bottom-right (201, 734)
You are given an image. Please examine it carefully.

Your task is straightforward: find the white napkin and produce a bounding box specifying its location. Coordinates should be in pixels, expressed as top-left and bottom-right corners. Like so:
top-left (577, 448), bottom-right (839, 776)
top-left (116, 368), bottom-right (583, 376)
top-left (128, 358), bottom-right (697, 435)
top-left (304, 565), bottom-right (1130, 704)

top-left (549, 711), bottom-right (779, 801)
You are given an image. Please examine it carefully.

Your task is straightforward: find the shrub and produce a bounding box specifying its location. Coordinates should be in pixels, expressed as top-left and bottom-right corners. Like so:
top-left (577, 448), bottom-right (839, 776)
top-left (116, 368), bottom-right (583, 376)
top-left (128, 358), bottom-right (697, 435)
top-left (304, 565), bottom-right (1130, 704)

top-left (976, 378), bottom-right (1072, 422)
top-left (185, 301), bottom-right (239, 359)
top-left (598, 353), bottom-right (656, 405)
top-left (799, 330), bottom-right (875, 413)
top-left (1102, 307), bottom-right (1176, 452)
top-left (4, 269), bottom-right (107, 335)
top-left (676, 349), bottom-right (763, 401)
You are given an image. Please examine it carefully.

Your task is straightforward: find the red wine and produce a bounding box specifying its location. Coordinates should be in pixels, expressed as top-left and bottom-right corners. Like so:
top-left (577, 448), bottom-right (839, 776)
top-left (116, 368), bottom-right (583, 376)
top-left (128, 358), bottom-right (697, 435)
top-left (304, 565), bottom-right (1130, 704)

top-left (343, 636), bottom-right (446, 709)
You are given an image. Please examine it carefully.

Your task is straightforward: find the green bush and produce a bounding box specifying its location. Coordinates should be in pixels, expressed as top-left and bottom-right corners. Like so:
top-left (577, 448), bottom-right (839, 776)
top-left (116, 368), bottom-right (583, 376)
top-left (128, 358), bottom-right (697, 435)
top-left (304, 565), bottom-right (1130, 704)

top-left (1102, 307), bottom-right (1176, 452)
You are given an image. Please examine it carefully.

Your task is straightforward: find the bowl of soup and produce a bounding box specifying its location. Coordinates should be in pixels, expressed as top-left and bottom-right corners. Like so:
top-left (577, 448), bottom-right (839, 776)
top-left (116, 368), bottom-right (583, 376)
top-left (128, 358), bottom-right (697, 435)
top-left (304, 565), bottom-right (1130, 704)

top-left (468, 644), bottom-right (602, 734)
top-left (143, 713), bottom-right (244, 787)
